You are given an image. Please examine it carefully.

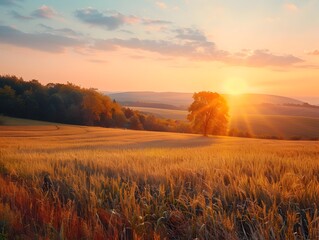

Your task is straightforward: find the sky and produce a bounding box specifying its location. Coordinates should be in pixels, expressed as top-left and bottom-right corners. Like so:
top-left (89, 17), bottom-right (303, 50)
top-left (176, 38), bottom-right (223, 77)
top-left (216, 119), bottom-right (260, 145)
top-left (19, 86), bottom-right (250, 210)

top-left (0, 0), bottom-right (319, 102)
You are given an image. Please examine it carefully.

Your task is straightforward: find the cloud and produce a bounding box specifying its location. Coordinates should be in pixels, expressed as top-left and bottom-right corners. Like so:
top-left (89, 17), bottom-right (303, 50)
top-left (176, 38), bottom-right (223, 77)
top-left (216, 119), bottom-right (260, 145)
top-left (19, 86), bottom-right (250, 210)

top-left (142, 19), bottom-right (172, 25)
top-left (0, 0), bottom-right (21, 6)
top-left (307, 50), bottom-right (319, 56)
top-left (75, 8), bottom-right (134, 30)
top-left (174, 28), bottom-right (207, 42)
top-left (94, 37), bottom-right (227, 61)
top-left (156, 1), bottom-right (167, 9)
top-left (39, 24), bottom-right (83, 37)
top-left (283, 3), bottom-right (298, 12)
top-left (244, 49), bottom-right (303, 67)
top-left (228, 49), bottom-right (303, 67)
top-left (119, 29), bottom-right (134, 34)
top-left (11, 6), bottom-right (59, 21)
top-left (31, 5), bottom-right (58, 19)
top-left (0, 25), bottom-right (84, 52)
top-left (88, 59), bottom-right (108, 64)
top-left (89, 23), bottom-right (304, 68)
top-left (11, 10), bottom-right (33, 20)
top-left (75, 7), bottom-right (171, 30)
top-left (93, 35), bottom-right (303, 68)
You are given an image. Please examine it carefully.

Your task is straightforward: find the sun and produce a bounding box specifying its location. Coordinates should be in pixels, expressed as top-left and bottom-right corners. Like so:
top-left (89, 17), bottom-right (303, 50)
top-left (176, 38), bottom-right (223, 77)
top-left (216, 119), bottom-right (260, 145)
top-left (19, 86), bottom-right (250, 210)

top-left (222, 78), bottom-right (249, 95)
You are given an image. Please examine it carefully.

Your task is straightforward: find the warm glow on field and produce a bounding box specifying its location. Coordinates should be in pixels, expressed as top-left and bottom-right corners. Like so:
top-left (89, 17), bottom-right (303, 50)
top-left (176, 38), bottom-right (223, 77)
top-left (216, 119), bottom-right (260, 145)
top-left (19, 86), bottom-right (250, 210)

top-left (1, 124), bottom-right (319, 238)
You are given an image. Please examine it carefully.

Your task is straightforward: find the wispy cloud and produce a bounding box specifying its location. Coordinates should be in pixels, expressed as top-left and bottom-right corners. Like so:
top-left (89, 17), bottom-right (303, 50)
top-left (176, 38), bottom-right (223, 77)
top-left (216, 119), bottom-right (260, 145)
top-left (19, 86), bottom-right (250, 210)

top-left (88, 59), bottom-right (108, 64)
top-left (119, 29), bottom-right (134, 34)
top-left (11, 10), bottom-right (33, 20)
top-left (0, 25), bottom-right (84, 52)
top-left (283, 3), bottom-right (298, 12)
top-left (94, 37), bottom-right (225, 61)
top-left (174, 28), bottom-right (207, 42)
top-left (243, 49), bottom-right (303, 67)
top-left (307, 50), bottom-right (319, 56)
top-left (0, 0), bottom-right (22, 6)
top-left (39, 24), bottom-right (83, 37)
top-left (156, 1), bottom-right (167, 9)
top-left (142, 19), bottom-right (172, 25)
top-left (227, 49), bottom-right (303, 67)
top-left (31, 5), bottom-right (58, 19)
top-left (93, 32), bottom-right (303, 68)
top-left (0, 17), bottom-right (305, 69)
top-left (75, 7), bottom-right (171, 30)
top-left (75, 8), bottom-right (137, 30)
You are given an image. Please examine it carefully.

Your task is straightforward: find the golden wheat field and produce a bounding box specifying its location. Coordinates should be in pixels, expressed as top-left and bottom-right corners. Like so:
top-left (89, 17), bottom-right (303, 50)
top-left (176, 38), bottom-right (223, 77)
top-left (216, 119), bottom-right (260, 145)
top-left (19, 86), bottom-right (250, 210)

top-left (1, 121), bottom-right (319, 239)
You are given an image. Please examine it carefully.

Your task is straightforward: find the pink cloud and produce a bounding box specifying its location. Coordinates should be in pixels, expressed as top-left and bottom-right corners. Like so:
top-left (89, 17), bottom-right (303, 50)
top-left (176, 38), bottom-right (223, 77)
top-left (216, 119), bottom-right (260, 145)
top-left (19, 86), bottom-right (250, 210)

top-left (283, 3), bottom-right (298, 12)
top-left (32, 5), bottom-right (58, 19)
top-left (156, 1), bottom-right (167, 9)
top-left (308, 50), bottom-right (319, 56)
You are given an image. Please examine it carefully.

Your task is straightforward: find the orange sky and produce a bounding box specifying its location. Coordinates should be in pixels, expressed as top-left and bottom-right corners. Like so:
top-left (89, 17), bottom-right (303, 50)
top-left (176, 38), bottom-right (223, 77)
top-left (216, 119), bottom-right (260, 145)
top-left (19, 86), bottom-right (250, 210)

top-left (0, 0), bottom-right (319, 101)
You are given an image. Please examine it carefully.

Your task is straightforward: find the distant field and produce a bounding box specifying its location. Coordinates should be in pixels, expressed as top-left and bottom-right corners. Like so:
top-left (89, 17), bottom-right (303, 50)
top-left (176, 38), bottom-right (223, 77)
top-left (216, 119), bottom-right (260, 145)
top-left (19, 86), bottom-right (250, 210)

top-left (129, 106), bottom-right (319, 139)
top-left (1, 122), bottom-right (319, 239)
top-left (126, 106), bottom-right (188, 121)
top-left (0, 115), bottom-right (61, 126)
top-left (230, 114), bottom-right (319, 139)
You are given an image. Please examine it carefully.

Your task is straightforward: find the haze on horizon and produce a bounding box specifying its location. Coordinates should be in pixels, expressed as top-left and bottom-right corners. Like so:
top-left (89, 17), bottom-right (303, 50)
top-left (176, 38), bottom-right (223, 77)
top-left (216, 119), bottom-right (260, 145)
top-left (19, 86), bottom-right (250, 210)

top-left (0, 0), bottom-right (319, 102)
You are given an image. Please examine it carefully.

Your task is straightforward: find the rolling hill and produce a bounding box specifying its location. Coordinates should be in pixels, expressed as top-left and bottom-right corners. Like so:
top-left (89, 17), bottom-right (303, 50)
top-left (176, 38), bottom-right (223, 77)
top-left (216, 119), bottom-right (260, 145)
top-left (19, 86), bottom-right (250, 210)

top-left (109, 92), bottom-right (319, 140)
top-left (107, 92), bottom-right (306, 110)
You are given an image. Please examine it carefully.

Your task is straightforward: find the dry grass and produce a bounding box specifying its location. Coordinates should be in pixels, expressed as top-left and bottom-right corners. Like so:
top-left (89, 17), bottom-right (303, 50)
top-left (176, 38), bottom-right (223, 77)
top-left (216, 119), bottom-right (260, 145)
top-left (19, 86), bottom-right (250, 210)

top-left (0, 122), bottom-right (319, 239)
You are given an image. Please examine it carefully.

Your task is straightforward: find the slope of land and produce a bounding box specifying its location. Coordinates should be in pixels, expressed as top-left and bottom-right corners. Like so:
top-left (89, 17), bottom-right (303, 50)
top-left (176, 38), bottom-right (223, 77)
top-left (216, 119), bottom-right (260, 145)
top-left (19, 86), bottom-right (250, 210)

top-left (0, 115), bottom-right (62, 126)
top-left (108, 92), bottom-right (306, 109)
top-left (226, 93), bottom-right (305, 106)
top-left (128, 106), bottom-right (319, 140)
top-left (108, 91), bottom-right (319, 139)
top-left (125, 106), bottom-right (188, 121)
top-left (1, 121), bottom-right (319, 239)
top-left (108, 91), bottom-right (193, 109)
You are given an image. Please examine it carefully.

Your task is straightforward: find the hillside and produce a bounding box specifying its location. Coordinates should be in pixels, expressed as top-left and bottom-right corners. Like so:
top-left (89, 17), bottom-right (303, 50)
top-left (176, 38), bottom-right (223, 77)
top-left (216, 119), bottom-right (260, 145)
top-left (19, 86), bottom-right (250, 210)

top-left (128, 106), bottom-right (319, 140)
top-left (107, 92), bottom-right (306, 110)
top-left (107, 91), bottom-right (319, 140)
top-left (0, 115), bottom-right (60, 126)
top-left (226, 94), bottom-right (305, 106)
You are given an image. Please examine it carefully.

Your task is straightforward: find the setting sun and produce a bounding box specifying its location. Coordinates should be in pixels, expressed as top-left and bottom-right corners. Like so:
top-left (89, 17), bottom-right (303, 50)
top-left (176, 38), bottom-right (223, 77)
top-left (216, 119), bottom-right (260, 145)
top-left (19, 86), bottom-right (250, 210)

top-left (222, 78), bottom-right (250, 95)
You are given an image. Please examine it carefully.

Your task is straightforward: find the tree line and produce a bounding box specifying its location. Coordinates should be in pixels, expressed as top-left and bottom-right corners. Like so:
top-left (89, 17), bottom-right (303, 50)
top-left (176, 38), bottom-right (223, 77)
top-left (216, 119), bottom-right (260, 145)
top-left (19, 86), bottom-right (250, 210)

top-left (0, 75), bottom-right (194, 133)
top-left (2, 76), bottom-right (314, 140)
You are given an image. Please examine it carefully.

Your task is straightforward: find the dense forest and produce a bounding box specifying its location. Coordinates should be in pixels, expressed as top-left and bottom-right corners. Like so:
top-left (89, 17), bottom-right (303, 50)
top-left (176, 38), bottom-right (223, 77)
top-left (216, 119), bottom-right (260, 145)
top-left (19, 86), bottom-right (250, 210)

top-left (0, 75), bottom-right (191, 133)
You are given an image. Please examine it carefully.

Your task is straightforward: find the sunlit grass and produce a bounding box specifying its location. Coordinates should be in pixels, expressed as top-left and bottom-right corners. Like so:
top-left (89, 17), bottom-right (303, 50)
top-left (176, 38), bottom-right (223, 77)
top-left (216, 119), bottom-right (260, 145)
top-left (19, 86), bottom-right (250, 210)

top-left (0, 123), bottom-right (319, 239)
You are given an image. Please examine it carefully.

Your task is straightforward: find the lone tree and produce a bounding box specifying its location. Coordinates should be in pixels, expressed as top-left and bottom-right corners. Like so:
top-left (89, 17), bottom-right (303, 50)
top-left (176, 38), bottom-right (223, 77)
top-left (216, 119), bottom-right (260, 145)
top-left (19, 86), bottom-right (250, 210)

top-left (188, 91), bottom-right (229, 136)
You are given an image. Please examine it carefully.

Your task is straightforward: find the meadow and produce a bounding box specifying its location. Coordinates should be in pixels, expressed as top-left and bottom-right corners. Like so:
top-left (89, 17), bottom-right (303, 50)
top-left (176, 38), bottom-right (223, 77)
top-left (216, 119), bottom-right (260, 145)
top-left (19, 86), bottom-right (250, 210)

top-left (0, 118), bottom-right (319, 239)
top-left (129, 106), bottom-right (319, 140)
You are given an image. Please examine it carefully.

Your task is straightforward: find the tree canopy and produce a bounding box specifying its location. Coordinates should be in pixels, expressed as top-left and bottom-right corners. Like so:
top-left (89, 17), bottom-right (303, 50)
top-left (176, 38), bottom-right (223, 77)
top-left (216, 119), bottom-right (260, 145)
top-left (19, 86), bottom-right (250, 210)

top-left (187, 91), bottom-right (229, 136)
top-left (0, 75), bottom-right (191, 133)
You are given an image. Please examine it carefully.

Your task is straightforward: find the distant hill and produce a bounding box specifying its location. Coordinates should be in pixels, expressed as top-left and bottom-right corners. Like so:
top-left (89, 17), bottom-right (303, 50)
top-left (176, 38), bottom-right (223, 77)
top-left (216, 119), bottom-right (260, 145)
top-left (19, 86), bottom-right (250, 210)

top-left (107, 91), bottom-right (193, 109)
top-left (107, 92), bottom-right (319, 140)
top-left (226, 94), bottom-right (305, 106)
top-left (119, 101), bottom-right (181, 110)
top-left (106, 92), bottom-right (306, 110)
top-left (127, 106), bottom-right (319, 140)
